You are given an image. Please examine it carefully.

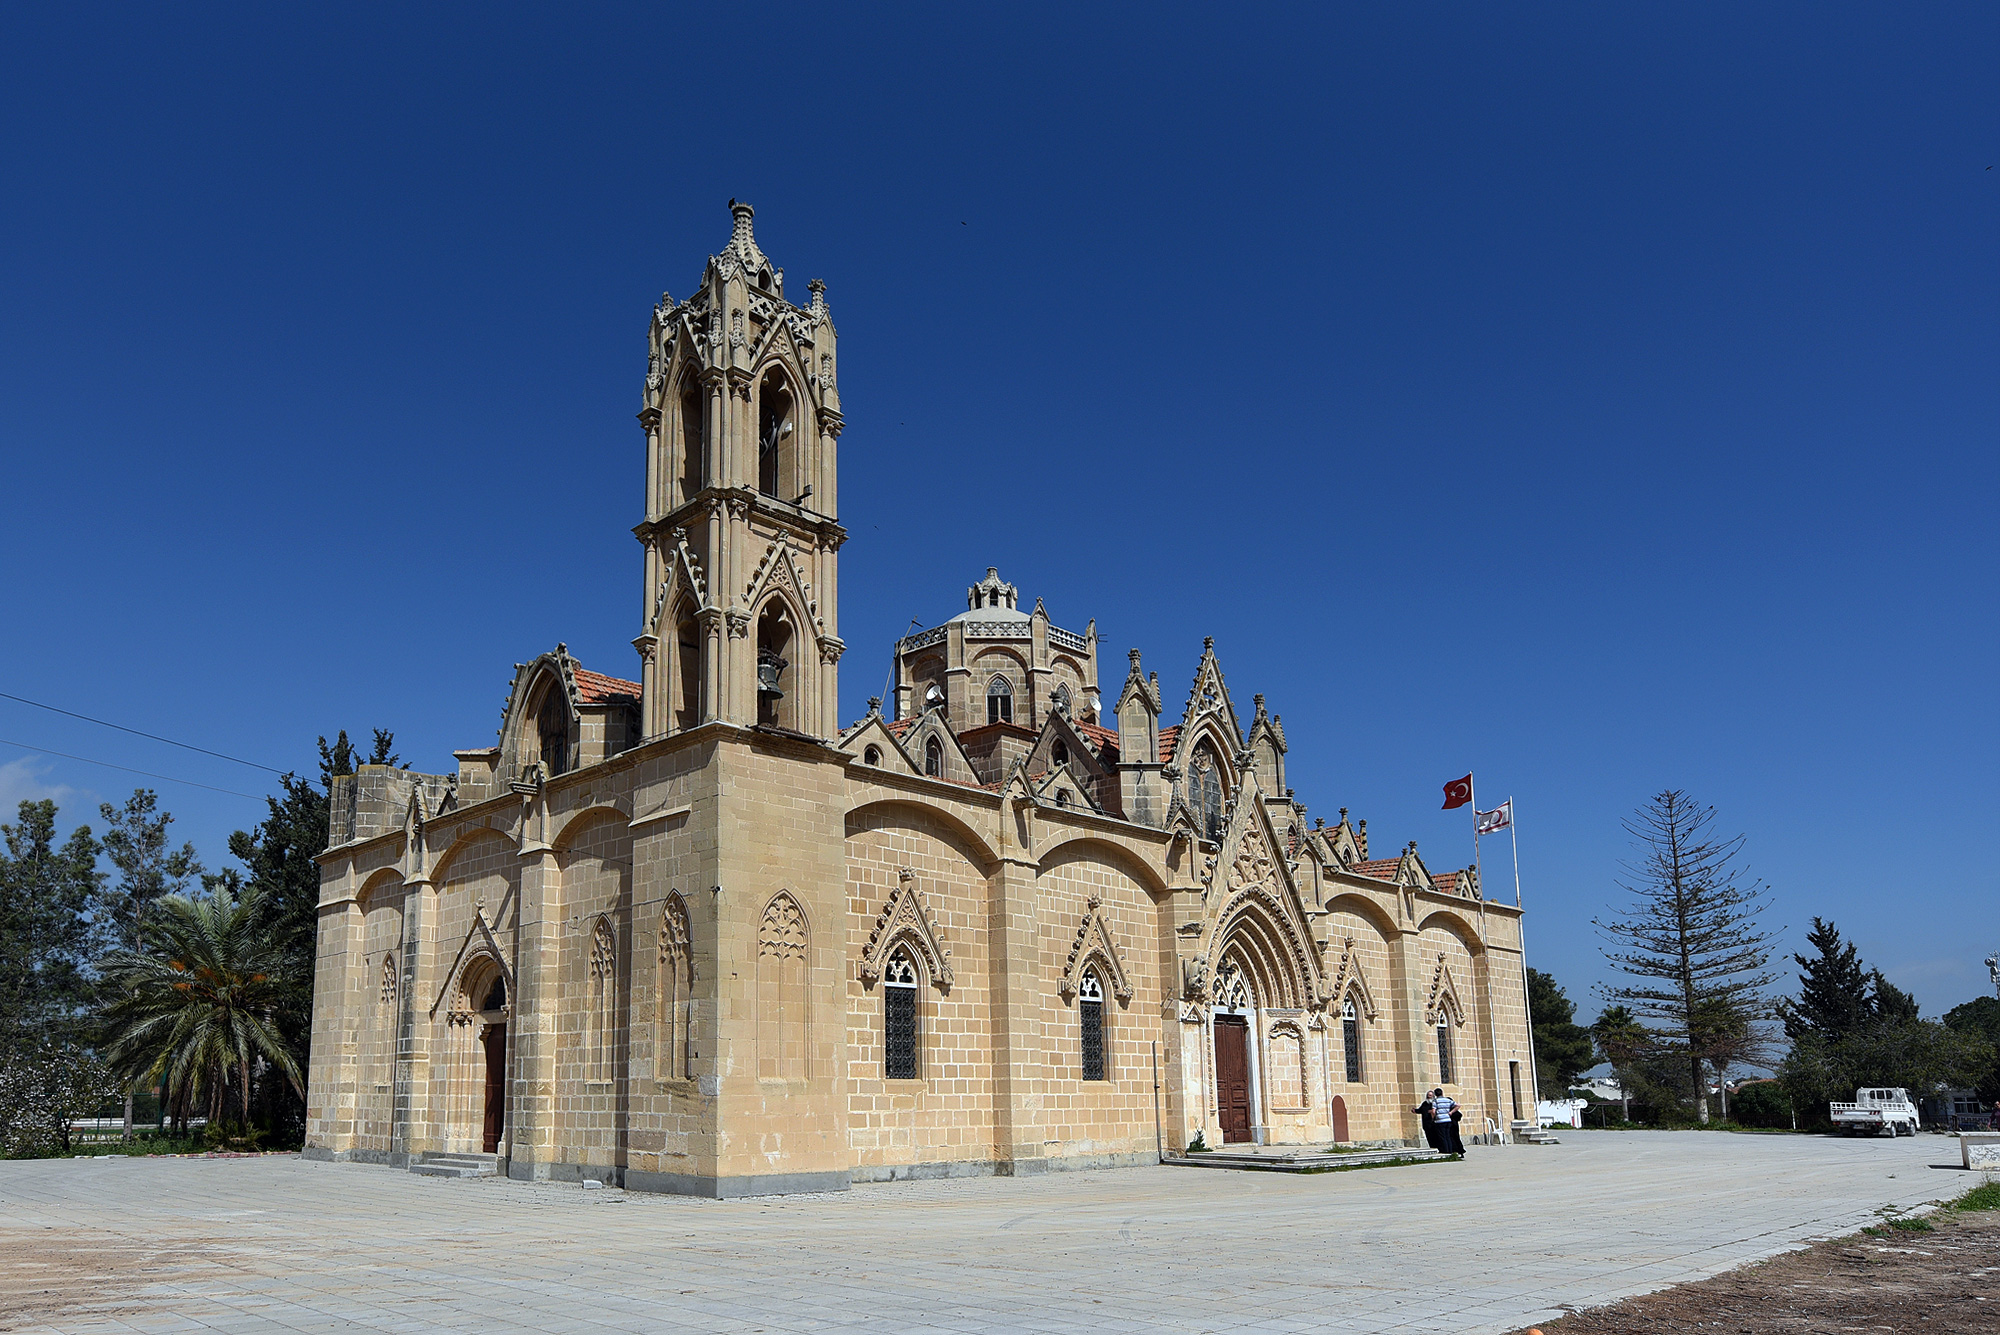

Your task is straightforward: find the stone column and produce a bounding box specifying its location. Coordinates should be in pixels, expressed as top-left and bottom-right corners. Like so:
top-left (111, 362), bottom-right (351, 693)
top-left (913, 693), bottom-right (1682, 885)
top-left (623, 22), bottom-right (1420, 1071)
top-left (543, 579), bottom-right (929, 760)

top-left (305, 873), bottom-right (363, 1155)
top-left (509, 836), bottom-right (563, 1180)
top-left (989, 796), bottom-right (1047, 1174)
top-left (390, 872), bottom-right (436, 1167)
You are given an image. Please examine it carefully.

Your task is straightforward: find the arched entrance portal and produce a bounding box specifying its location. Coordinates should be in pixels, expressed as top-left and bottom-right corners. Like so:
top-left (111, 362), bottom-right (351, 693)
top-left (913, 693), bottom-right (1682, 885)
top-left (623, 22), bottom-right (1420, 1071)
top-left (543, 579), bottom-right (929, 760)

top-left (1212, 961), bottom-right (1257, 1143)
top-left (460, 962), bottom-right (509, 1155)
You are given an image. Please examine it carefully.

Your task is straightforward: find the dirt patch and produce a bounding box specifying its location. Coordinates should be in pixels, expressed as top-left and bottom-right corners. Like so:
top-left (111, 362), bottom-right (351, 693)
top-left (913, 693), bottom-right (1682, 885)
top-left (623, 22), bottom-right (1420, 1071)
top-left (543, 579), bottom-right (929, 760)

top-left (0, 1235), bottom-right (222, 1330)
top-left (1506, 1209), bottom-right (2000, 1335)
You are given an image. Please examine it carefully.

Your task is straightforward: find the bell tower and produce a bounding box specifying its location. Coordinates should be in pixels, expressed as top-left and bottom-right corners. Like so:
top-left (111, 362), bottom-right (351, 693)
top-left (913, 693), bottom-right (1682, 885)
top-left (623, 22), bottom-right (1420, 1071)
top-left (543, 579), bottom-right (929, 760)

top-left (632, 202), bottom-right (846, 739)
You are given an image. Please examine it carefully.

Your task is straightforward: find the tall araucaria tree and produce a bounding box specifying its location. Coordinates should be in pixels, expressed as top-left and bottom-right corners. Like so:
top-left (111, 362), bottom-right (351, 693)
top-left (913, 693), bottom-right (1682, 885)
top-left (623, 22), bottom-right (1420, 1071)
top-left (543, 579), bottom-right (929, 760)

top-left (1595, 790), bottom-right (1778, 1123)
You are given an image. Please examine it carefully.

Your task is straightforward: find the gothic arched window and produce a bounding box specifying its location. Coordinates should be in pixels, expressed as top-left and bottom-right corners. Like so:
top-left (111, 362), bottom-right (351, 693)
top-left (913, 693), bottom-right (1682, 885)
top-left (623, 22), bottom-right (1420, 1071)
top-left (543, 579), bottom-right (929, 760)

top-left (1436, 1016), bottom-right (1454, 1085)
top-left (1052, 739), bottom-right (1068, 769)
top-left (537, 685), bottom-right (570, 777)
top-left (674, 600), bottom-right (701, 733)
top-left (757, 370), bottom-right (794, 499)
top-left (1078, 970), bottom-right (1106, 1081)
top-left (987, 675), bottom-right (1013, 725)
top-left (924, 736), bottom-right (943, 777)
top-left (588, 920), bottom-right (616, 1082)
top-left (883, 948), bottom-right (919, 1080)
top-left (1190, 746), bottom-right (1223, 841)
top-left (863, 745), bottom-right (882, 766)
top-left (1342, 999), bottom-right (1362, 1083)
top-left (678, 376), bottom-right (704, 502)
top-left (756, 602), bottom-right (795, 731)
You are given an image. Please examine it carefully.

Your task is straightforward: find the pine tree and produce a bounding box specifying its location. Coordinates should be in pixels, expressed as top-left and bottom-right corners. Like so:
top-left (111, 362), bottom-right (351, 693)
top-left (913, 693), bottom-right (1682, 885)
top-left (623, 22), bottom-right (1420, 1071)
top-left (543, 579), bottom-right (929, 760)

top-left (1527, 969), bottom-right (1596, 1093)
top-left (99, 790), bottom-right (204, 956)
top-left (0, 800), bottom-right (103, 1036)
top-left (1595, 790), bottom-right (1777, 1123)
top-left (1776, 917), bottom-right (1873, 1042)
top-left (1870, 969), bottom-right (1920, 1023)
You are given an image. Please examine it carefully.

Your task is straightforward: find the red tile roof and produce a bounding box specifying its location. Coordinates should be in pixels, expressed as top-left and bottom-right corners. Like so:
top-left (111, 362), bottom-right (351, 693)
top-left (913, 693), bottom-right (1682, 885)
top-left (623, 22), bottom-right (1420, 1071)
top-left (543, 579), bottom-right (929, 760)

top-left (883, 717), bottom-right (917, 738)
top-left (1433, 871), bottom-right (1463, 896)
top-left (1074, 720), bottom-right (1119, 749)
top-left (573, 667), bottom-right (641, 705)
top-left (1347, 858), bottom-right (1402, 881)
top-left (1157, 725), bottom-right (1180, 767)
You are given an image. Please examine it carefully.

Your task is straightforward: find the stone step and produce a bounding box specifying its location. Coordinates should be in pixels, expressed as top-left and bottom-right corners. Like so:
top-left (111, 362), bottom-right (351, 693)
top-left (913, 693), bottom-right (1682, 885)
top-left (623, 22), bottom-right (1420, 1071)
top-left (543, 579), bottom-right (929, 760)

top-left (1510, 1122), bottom-right (1562, 1145)
top-left (411, 1153), bottom-right (499, 1179)
top-left (1166, 1146), bottom-right (1447, 1174)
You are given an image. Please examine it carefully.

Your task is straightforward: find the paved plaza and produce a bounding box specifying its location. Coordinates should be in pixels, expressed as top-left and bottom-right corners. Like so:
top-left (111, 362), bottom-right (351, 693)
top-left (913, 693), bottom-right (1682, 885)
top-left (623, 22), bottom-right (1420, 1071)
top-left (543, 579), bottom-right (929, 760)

top-left (0, 1131), bottom-right (1974, 1334)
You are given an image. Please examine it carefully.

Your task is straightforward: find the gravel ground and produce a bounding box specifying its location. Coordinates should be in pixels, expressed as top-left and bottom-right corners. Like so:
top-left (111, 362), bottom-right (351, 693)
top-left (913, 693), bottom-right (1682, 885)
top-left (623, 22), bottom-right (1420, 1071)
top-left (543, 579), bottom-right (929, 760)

top-left (1505, 1205), bottom-right (2000, 1335)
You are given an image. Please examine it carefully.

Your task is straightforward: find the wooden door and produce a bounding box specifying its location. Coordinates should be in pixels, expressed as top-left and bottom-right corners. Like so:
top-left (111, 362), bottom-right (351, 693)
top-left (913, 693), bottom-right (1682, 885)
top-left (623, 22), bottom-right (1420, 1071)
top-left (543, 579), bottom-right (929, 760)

top-left (481, 1024), bottom-right (507, 1154)
top-left (1214, 1016), bottom-right (1252, 1144)
top-left (1331, 1094), bottom-right (1350, 1144)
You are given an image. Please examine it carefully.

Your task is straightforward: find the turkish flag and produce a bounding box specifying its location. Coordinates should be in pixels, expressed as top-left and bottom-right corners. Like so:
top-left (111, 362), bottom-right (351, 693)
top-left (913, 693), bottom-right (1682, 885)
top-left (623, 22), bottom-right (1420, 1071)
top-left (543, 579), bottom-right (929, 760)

top-left (1441, 775), bottom-right (1473, 809)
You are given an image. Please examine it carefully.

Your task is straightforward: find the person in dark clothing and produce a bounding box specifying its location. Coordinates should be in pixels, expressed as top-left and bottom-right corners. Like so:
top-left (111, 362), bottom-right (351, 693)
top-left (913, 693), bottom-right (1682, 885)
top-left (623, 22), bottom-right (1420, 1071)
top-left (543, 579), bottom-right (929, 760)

top-left (1428, 1088), bottom-right (1468, 1157)
top-left (1412, 1094), bottom-right (1440, 1149)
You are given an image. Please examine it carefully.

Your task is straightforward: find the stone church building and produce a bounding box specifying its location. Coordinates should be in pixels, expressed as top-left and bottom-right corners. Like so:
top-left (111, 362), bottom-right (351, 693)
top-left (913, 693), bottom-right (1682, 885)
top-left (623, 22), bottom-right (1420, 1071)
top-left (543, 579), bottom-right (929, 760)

top-left (304, 203), bottom-right (1536, 1195)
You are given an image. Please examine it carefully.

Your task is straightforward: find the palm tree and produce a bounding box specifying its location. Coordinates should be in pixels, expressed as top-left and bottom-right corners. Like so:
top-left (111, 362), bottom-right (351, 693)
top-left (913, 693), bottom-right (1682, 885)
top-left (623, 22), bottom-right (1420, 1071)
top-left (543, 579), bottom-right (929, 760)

top-left (98, 881), bottom-right (304, 1128)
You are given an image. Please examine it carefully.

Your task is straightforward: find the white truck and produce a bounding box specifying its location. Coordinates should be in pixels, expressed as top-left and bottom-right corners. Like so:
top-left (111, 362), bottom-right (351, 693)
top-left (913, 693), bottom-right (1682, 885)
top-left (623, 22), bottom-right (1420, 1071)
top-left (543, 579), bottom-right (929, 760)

top-left (1829, 1087), bottom-right (1921, 1136)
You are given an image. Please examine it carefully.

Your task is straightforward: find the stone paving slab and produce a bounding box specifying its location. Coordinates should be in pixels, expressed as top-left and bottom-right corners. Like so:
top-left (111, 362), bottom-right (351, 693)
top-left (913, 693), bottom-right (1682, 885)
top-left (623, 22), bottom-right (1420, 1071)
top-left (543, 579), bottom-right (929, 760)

top-left (0, 1131), bottom-right (1977, 1334)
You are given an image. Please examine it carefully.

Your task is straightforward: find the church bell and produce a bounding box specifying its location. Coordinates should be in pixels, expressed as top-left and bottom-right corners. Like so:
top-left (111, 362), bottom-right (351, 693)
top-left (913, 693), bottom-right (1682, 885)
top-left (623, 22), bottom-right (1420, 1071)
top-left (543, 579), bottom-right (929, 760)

top-left (757, 650), bottom-right (787, 700)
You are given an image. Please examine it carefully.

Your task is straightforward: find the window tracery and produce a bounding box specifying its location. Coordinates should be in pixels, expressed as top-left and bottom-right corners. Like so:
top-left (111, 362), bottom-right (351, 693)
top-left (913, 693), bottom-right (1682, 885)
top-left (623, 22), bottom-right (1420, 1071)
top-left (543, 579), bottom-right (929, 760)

top-left (1342, 998), bottom-right (1362, 1083)
top-left (987, 675), bottom-right (1013, 725)
top-left (924, 736), bottom-right (943, 777)
top-left (1078, 970), bottom-right (1106, 1081)
top-left (587, 919), bottom-right (616, 1082)
top-left (883, 948), bottom-right (919, 1080)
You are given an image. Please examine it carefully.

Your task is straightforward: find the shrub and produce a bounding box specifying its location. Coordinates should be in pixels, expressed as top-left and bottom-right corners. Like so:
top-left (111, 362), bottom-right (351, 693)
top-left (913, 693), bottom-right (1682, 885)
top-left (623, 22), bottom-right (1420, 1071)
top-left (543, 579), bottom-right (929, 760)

top-left (1729, 1081), bottom-right (1793, 1129)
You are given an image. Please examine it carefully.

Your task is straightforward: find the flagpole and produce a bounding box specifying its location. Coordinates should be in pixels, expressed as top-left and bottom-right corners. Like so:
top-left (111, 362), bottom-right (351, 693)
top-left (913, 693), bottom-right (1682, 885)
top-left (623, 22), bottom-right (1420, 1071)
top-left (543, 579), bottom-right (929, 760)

top-left (1508, 796), bottom-right (1522, 908)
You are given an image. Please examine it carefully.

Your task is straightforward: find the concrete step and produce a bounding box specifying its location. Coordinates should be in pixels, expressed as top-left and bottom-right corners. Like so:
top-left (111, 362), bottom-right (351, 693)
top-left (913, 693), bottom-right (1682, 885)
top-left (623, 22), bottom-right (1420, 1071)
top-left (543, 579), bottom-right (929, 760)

top-left (411, 1153), bottom-right (500, 1179)
top-left (1166, 1146), bottom-right (1446, 1174)
top-left (1511, 1121), bottom-right (1562, 1145)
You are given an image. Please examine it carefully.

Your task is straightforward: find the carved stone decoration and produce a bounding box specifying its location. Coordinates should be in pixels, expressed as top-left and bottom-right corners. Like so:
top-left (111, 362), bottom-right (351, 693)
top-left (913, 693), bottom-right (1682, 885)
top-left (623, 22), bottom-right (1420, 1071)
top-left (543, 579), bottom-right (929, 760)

top-left (1060, 899), bottom-right (1134, 1006)
top-left (1427, 955), bottom-right (1467, 1026)
top-left (725, 610), bottom-right (750, 639)
top-left (1212, 880), bottom-right (1329, 1008)
top-left (858, 868), bottom-right (954, 992)
top-left (730, 310), bottom-right (745, 348)
top-left (1180, 952), bottom-right (1209, 1001)
top-left (817, 636), bottom-right (845, 666)
top-left (1229, 826), bottom-right (1276, 893)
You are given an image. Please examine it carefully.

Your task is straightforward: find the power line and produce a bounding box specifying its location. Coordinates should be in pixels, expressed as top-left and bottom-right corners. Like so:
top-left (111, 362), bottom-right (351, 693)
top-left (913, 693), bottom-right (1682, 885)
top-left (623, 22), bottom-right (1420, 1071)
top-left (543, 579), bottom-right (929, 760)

top-left (0, 691), bottom-right (285, 774)
top-left (0, 738), bottom-right (269, 802)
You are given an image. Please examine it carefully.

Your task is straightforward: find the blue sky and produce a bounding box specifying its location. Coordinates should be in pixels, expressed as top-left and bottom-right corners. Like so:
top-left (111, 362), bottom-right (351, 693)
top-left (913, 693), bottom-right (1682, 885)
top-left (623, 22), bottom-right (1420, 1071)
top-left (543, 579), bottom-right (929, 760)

top-left (2, 4), bottom-right (1993, 1020)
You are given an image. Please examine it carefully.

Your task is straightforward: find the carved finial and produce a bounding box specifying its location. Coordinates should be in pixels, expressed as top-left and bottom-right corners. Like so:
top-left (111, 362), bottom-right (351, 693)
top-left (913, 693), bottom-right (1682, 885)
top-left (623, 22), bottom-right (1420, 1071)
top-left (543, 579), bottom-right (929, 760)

top-left (1128, 648), bottom-right (1142, 668)
top-left (729, 198), bottom-right (754, 246)
top-left (1254, 693), bottom-right (1265, 712)
top-left (898, 867), bottom-right (915, 884)
top-left (808, 278), bottom-right (826, 309)
top-left (867, 696), bottom-right (882, 715)
top-left (1203, 636), bottom-right (1214, 652)
top-left (1339, 807), bottom-right (1348, 821)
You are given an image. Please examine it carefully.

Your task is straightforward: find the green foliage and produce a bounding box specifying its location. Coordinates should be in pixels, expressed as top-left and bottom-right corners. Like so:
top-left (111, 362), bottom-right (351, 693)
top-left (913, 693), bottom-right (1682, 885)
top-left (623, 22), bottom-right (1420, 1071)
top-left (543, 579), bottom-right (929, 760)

top-left (1870, 970), bottom-right (1919, 1023)
top-left (97, 791), bottom-right (203, 956)
top-left (1884, 1216), bottom-right (1932, 1232)
top-left (1528, 968), bottom-right (1596, 1093)
top-left (0, 799), bottom-right (104, 1035)
top-left (97, 881), bottom-right (305, 1128)
top-left (1728, 1080), bottom-right (1792, 1128)
top-left (1185, 1129), bottom-right (1209, 1153)
top-left (1954, 1182), bottom-right (2000, 1212)
top-left (1777, 917), bottom-right (1873, 1043)
top-left (1780, 1018), bottom-right (1994, 1123)
top-left (1595, 790), bottom-right (1777, 1122)
top-left (1943, 996), bottom-right (2000, 1101)
top-left (0, 1030), bottom-right (121, 1157)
